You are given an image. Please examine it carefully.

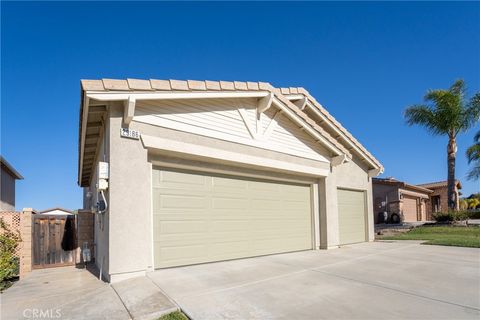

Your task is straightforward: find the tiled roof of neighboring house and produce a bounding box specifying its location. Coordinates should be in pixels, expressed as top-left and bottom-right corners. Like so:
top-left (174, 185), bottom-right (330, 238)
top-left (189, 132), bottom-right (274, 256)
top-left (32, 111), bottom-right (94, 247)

top-left (0, 156), bottom-right (23, 180)
top-left (79, 79), bottom-right (384, 185)
top-left (373, 177), bottom-right (433, 194)
top-left (417, 180), bottom-right (462, 189)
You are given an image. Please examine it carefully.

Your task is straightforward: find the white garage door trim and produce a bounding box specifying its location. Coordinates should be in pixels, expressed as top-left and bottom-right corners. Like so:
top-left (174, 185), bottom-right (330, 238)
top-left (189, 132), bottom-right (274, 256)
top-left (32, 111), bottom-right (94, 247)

top-left (337, 188), bottom-right (367, 245)
top-left (151, 166), bottom-right (316, 269)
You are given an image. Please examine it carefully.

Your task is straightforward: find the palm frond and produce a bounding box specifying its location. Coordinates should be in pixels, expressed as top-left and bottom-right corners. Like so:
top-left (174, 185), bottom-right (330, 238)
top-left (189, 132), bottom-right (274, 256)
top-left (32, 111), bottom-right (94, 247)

top-left (462, 93), bottom-right (480, 132)
top-left (466, 144), bottom-right (480, 163)
top-left (423, 88), bottom-right (463, 135)
top-left (424, 89), bottom-right (448, 105)
top-left (467, 162), bottom-right (480, 181)
top-left (404, 105), bottom-right (446, 135)
top-left (405, 80), bottom-right (479, 139)
top-left (449, 79), bottom-right (466, 97)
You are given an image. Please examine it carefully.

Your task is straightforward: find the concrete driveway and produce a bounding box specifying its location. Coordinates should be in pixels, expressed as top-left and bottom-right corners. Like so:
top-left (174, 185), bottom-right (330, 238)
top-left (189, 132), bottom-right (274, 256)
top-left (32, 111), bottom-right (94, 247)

top-left (148, 241), bottom-right (480, 320)
top-left (1, 266), bottom-right (177, 320)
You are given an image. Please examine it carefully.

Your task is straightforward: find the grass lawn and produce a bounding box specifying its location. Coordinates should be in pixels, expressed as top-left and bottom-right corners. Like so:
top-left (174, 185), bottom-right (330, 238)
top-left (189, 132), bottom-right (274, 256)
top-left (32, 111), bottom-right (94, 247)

top-left (158, 311), bottom-right (189, 320)
top-left (382, 226), bottom-right (480, 248)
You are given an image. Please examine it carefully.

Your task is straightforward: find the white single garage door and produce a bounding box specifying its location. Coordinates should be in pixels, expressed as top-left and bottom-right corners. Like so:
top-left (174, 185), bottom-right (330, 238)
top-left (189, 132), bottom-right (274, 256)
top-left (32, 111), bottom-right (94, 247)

top-left (152, 168), bottom-right (313, 268)
top-left (338, 189), bottom-right (366, 245)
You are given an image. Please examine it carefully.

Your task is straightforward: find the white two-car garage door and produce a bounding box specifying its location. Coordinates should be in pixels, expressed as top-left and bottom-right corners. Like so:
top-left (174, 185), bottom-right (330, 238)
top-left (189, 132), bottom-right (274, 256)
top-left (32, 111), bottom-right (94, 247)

top-left (152, 168), bottom-right (313, 268)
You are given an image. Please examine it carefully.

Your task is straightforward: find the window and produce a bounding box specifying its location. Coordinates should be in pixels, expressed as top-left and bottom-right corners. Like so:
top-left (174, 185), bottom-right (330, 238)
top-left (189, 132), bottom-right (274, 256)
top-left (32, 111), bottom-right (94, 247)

top-left (431, 196), bottom-right (441, 212)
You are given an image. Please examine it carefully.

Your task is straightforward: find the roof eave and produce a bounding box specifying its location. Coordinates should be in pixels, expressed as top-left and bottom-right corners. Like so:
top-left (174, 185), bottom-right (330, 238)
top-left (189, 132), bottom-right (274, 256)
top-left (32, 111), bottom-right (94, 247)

top-left (280, 89), bottom-right (383, 170)
top-left (0, 156), bottom-right (24, 180)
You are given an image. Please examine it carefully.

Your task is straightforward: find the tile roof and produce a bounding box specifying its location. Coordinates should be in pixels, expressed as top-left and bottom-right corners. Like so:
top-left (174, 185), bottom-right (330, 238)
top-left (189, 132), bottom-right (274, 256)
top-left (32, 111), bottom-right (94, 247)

top-left (373, 177), bottom-right (433, 194)
top-left (81, 79), bottom-right (273, 92)
top-left (417, 180), bottom-right (462, 189)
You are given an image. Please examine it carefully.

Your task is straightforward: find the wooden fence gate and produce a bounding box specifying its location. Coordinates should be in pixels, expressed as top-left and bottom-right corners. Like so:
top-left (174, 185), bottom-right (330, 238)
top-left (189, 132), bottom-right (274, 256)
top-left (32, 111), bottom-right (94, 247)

top-left (32, 215), bottom-right (77, 269)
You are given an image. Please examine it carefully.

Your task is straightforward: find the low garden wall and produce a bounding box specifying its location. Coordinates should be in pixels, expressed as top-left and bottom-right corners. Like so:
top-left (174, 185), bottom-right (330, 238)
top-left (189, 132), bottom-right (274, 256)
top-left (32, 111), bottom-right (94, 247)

top-left (0, 208), bottom-right (33, 280)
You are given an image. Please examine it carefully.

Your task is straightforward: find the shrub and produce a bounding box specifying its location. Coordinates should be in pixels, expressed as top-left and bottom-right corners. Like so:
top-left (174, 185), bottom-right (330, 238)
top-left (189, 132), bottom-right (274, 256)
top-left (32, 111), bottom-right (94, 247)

top-left (467, 210), bottom-right (480, 219)
top-left (432, 211), bottom-right (468, 222)
top-left (0, 218), bottom-right (21, 288)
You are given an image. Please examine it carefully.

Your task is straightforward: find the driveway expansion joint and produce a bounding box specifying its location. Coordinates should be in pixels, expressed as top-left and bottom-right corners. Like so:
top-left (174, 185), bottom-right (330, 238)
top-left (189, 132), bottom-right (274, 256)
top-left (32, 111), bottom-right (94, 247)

top-left (310, 269), bottom-right (480, 312)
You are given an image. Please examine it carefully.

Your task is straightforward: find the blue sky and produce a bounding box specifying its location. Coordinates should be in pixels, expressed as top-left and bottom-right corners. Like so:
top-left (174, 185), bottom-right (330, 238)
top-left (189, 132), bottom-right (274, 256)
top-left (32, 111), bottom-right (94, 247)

top-left (1, 2), bottom-right (479, 210)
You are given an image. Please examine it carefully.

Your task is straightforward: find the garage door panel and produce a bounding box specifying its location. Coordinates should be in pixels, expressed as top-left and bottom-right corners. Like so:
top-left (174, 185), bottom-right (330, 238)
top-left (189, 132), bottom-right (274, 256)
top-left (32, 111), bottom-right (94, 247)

top-left (247, 180), bottom-right (281, 192)
top-left (153, 168), bottom-right (312, 268)
top-left (403, 196), bottom-right (418, 222)
top-left (253, 237), bottom-right (309, 252)
top-left (210, 242), bottom-right (252, 257)
top-left (159, 170), bottom-right (207, 185)
top-left (156, 225), bottom-right (310, 247)
top-left (158, 221), bottom-right (207, 234)
top-left (211, 220), bottom-right (252, 231)
top-left (156, 245), bottom-right (206, 264)
top-left (159, 194), bottom-right (209, 209)
top-left (212, 197), bottom-right (249, 209)
top-left (251, 198), bottom-right (283, 210)
top-left (282, 200), bottom-right (310, 210)
top-left (280, 184), bottom-right (310, 196)
top-left (212, 176), bottom-right (248, 189)
top-left (338, 189), bottom-right (366, 245)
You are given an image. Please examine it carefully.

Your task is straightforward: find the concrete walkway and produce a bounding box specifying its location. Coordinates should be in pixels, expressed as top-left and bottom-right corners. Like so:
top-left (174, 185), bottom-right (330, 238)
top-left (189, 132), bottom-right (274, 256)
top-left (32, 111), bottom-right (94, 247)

top-left (1, 266), bottom-right (176, 320)
top-left (148, 241), bottom-right (480, 320)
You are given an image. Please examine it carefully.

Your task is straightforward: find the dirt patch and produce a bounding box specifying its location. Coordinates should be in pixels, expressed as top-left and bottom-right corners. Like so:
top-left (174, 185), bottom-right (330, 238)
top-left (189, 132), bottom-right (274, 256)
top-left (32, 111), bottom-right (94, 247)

top-left (375, 227), bottom-right (412, 239)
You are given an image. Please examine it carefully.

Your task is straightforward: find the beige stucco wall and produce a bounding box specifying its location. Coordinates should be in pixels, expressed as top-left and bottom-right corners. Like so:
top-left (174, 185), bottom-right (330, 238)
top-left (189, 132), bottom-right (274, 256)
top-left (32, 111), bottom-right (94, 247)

top-left (1, 166), bottom-right (16, 210)
top-left (87, 101), bottom-right (377, 281)
top-left (107, 103), bottom-right (152, 281)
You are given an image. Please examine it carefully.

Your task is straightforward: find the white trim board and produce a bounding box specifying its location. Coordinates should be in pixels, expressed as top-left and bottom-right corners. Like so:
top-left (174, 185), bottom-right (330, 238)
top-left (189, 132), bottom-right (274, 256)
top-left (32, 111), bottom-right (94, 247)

top-left (141, 134), bottom-right (330, 177)
top-left (133, 111), bottom-right (329, 163)
top-left (86, 91), bottom-right (270, 101)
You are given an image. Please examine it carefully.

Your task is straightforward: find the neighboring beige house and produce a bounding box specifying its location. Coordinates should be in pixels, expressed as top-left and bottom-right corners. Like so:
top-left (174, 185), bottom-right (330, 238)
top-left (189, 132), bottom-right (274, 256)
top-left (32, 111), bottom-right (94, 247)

top-left (417, 180), bottom-right (462, 216)
top-left (372, 178), bottom-right (432, 223)
top-left (1, 156), bottom-right (23, 211)
top-left (78, 78), bottom-right (383, 282)
top-left (39, 207), bottom-right (74, 215)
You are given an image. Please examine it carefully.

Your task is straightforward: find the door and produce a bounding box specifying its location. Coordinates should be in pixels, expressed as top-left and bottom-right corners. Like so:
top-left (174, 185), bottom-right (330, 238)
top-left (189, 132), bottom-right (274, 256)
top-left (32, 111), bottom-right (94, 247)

top-left (32, 215), bottom-right (77, 269)
top-left (338, 189), bottom-right (366, 245)
top-left (402, 196), bottom-right (418, 222)
top-left (152, 168), bottom-right (313, 268)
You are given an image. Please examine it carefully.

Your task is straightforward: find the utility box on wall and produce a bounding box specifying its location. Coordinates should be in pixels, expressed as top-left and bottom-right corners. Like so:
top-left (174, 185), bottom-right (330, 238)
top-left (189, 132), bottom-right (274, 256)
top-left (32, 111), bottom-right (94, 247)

top-left (97, 162), bottom-right (109, 191)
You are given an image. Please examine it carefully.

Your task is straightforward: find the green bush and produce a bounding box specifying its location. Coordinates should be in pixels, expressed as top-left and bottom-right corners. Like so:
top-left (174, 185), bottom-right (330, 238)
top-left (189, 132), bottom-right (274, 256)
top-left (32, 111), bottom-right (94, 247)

top-left (0, 218), bottom-right (21, 288)
top-left (432, 211), bottom-right (469, 222)
top-left (466, 210), bottom-right (480, 219)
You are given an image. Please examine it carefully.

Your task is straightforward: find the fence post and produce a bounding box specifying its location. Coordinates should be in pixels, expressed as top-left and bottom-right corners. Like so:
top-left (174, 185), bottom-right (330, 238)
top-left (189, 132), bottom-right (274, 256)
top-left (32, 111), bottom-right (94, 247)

top-left (19, 208), bottom-right (33, 279)
top-left (76, 210), bottom-right (95, 264)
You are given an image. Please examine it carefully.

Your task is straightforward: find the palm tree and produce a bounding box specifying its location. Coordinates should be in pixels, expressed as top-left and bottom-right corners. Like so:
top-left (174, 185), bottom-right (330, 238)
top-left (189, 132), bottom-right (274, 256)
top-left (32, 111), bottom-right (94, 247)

top-left (466, 131), bottom-right (480, 180)
top-left (405, 80), bottom-right (480, 210)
